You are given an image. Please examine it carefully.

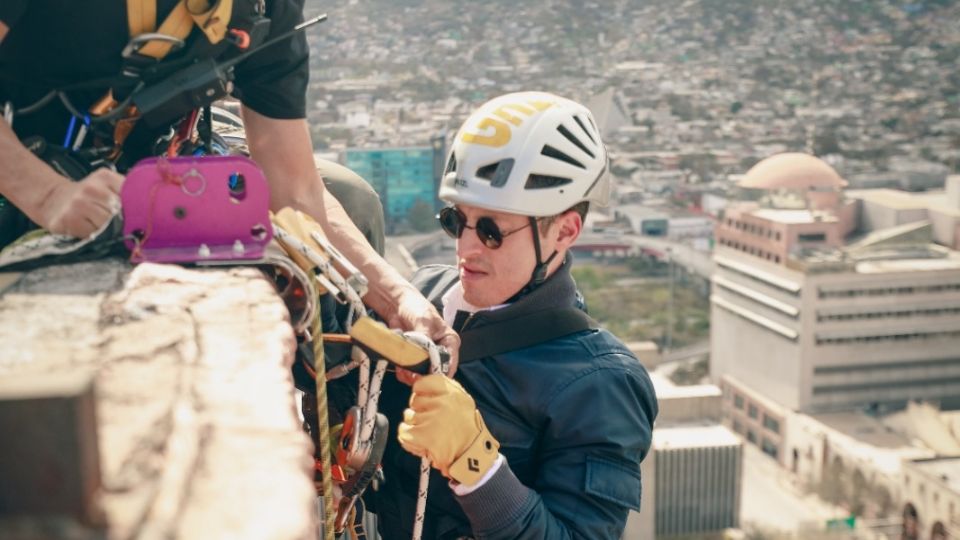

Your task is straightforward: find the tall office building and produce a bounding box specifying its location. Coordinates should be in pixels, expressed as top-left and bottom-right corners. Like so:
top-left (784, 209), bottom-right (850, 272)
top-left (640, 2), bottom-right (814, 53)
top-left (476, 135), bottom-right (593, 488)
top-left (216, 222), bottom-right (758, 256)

top-left (344, 137), bottom-right (446, 231)
top-left (711, 153), bottom-right (960, 464)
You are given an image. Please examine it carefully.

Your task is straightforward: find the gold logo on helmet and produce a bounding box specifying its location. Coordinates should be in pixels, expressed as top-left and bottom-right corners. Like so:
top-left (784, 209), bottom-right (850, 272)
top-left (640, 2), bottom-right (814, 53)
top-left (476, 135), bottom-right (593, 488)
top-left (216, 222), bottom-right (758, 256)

top-left (460, 100), bottom-right (555, 148)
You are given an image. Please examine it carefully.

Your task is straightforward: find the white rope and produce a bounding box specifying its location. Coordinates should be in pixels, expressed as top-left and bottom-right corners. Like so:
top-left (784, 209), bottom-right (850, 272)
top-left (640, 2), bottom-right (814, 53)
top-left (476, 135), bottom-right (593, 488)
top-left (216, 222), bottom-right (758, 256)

top-left (361, 360), bottom-right (389, 442)
top-left (405, 334), bottom-right (443, 540)
top-left (355, 346), bottom-right (371, 411)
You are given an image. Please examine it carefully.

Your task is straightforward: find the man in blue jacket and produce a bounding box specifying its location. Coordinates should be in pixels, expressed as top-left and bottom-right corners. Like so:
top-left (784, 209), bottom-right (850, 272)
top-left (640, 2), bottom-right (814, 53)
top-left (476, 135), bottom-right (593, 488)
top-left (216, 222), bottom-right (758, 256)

top-left (370, 92), bottom-right (658, 539)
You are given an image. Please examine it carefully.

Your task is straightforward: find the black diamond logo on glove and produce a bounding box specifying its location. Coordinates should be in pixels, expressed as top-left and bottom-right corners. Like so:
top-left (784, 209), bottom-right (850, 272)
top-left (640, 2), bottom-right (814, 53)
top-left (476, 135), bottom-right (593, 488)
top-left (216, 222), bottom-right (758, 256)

top-left (467, 458), bottom-right (480, 472)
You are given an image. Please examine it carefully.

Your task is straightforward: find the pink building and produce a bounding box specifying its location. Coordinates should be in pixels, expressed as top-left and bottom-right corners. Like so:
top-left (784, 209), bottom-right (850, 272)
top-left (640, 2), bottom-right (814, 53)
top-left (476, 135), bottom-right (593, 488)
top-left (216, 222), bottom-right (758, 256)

top-left (715, 153), bottom-right (858, 264)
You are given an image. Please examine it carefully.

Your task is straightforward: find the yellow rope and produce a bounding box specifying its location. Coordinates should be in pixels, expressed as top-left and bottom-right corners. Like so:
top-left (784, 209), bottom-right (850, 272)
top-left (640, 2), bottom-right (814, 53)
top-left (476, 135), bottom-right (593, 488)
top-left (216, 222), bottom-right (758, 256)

top-left (311, 310), bottom-right (336, 540)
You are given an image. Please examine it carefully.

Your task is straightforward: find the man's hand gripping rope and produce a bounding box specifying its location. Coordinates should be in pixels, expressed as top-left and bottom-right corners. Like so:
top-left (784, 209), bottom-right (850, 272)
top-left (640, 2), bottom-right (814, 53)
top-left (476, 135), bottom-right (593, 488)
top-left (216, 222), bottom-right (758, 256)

top-left (271, 208), bottom-right (456, 539)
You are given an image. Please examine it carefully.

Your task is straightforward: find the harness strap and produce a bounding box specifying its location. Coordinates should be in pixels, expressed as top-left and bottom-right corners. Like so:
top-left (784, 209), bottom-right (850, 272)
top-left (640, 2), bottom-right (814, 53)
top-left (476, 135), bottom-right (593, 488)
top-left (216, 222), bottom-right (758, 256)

top-left (127, 0), bottom-right (234, 59)
top-left (458, 307), bottom-right (598, 364)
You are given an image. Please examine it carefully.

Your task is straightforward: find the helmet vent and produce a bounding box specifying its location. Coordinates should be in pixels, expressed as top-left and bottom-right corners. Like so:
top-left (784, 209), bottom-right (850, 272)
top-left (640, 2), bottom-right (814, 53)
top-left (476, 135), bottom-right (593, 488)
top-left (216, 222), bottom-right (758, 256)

top-left (476, 162), bottom-right (499, 180)
top-left (541, 144), bottom-right (585, 169)
top-left (572, 115), bottom-right (597, 145)
top-left (475, 159), bottom-right (514, 187)
top-left (557, 124), bottom-right (595, 159)
top-left (525, 173), bottom-right (573, 190)
top-left (444, 153), bottom-right (457, 175)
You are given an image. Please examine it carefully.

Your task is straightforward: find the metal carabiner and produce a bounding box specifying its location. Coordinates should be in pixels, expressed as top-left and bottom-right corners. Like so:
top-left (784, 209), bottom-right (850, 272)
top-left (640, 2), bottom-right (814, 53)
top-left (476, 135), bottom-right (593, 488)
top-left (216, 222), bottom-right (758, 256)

top-left (121, 33), bottom-right (186, 60)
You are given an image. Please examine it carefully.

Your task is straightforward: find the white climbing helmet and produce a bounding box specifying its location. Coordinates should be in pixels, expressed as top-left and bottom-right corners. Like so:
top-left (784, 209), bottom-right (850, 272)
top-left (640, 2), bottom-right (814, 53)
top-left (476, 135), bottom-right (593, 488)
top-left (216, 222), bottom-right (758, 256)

top-left (440, 91), bottom-right (610, 217)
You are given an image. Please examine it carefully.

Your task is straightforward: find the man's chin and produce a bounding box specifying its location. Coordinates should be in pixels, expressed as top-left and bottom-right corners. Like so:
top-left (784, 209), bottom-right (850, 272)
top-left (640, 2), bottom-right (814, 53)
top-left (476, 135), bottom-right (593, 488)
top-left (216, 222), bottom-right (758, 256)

top-left (461, 286), bottom-right (489, 309)
top-left (462, 283), bottom-right (521, 309)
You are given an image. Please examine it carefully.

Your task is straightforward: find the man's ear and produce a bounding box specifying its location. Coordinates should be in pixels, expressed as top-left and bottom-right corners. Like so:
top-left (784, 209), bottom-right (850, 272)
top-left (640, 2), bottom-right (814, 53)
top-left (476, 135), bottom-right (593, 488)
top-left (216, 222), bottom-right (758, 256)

top-left (553, 210), bottom-right (582, 250)
top-left (0, 21), bottom-right (8, 44)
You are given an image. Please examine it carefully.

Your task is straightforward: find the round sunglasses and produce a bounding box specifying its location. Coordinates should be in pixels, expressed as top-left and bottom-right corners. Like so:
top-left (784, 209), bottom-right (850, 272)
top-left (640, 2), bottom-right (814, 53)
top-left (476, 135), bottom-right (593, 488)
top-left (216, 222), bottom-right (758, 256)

top-left (437, 207), bottom-right (532, 249)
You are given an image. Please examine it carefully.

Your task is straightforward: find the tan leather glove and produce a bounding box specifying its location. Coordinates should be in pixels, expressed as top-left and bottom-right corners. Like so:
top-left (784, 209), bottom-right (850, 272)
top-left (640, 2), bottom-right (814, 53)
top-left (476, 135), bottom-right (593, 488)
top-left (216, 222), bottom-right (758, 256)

top-left (397, 374), bottom-right (500, 486)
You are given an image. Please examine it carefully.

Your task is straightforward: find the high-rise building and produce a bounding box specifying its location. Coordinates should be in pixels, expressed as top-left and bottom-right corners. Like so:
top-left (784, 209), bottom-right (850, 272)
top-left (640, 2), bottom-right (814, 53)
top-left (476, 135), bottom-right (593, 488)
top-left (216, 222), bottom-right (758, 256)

top-left (344, 136), bottom-right (446, 231)
top-left (711, 154), bottom-right (960, 464)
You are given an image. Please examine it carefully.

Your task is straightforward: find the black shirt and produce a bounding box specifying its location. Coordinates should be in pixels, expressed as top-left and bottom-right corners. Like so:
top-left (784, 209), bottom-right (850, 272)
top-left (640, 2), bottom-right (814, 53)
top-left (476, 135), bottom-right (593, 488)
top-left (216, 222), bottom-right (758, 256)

top-left (0, 0), bottom-right (309, 165)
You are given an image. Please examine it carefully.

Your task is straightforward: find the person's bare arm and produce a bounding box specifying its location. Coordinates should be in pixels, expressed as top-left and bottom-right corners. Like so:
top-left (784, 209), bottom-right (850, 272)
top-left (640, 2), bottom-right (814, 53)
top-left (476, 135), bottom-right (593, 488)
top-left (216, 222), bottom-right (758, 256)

top-left (0, 20), bottom-right (125, 239)
top-left (241, 107), bottom-right (459, 368)
top-left (0, 115), bottom-right (123, 237)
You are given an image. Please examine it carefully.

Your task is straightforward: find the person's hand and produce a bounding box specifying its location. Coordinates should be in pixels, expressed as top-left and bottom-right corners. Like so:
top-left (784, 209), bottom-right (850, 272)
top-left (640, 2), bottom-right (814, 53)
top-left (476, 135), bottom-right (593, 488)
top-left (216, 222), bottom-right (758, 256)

top-left (397, 374), bottom-right (500, 486)
top-left (38, 168), bottom-right (124, 238)
top-left (388, 287), bottom-right (460, 377)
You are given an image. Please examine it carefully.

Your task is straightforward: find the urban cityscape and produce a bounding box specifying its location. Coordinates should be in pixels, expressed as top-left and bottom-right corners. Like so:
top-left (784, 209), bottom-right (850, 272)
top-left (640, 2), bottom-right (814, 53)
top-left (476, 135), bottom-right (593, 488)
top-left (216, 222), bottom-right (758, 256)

top-left (301, 0), bottom-right (960, 539)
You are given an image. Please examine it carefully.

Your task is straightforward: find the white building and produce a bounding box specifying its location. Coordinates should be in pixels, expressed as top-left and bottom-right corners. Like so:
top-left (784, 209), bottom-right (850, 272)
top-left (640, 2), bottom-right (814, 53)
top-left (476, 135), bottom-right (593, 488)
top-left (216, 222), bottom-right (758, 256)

top-left (712, 157), bottom-right (960, 417)
top-left (625, 375), bottom-right (743, 539)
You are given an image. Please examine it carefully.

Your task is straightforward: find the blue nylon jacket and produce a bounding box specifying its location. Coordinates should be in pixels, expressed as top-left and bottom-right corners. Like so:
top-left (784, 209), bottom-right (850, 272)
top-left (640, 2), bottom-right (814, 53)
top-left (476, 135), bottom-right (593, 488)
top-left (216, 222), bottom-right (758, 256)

top-left (368, 259), bottom-right (658, 539)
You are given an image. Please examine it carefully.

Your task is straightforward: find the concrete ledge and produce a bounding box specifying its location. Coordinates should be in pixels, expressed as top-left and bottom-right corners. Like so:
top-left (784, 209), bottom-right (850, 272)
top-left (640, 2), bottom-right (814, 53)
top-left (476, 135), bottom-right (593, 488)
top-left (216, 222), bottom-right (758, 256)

top-left (0, 259), bottom-right (316, 539)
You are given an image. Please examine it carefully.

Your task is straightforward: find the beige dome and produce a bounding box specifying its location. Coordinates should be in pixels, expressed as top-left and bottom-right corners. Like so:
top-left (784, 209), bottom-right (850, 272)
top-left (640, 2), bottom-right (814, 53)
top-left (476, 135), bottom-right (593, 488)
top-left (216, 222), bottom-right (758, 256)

top-left (738, 153), bottom-right (847, 190)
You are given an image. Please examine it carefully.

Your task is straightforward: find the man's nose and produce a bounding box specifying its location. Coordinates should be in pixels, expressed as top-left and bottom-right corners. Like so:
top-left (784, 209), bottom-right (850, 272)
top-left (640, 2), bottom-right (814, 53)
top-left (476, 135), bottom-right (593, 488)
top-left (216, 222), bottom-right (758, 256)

top-left (456, 228), bottom-right (485, 257)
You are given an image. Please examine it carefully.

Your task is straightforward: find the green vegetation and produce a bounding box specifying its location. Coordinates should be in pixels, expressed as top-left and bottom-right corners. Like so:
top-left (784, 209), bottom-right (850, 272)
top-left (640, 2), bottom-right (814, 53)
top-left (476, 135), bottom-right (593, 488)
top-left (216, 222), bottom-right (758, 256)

top-left (572, 260), bottom-right (710, 349)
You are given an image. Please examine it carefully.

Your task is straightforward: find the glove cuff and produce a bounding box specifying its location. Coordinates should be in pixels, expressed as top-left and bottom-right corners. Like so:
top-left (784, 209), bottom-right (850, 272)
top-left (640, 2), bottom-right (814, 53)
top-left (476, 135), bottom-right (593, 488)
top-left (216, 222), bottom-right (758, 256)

top-left (448, 411), bottom-right (500, 486)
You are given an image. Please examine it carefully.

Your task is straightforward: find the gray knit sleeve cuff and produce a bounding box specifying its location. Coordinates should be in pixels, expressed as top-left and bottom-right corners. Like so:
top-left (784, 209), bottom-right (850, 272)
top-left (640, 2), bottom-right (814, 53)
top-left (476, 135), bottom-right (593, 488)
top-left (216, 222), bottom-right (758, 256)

top-left (455, 460), bottom-right (536, 532)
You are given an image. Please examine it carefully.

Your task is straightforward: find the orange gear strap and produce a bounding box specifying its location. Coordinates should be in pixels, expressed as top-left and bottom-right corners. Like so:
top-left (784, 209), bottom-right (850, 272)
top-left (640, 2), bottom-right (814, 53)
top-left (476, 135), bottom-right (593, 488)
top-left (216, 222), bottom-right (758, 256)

top-left (126, 0), bottom-right (234, 60)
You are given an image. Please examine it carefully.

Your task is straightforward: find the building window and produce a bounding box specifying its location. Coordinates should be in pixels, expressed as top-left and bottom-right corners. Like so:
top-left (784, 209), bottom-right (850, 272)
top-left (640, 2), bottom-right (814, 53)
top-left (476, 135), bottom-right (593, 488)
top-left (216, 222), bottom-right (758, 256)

top-left (761, 438), bottom-right (778, 459)
top-left (819, 282), bottom-right (960, 299)
top-left (798, 233), bottom-right (826, 242)
top-left (816, 329), bottom-right (960, 346)
top-left (748, 404), bottom-right (758, 419)
top-left (733, 420), bottom-right (742, 434)
top-left (747, 430), bottom-right (757, 444)
top-left (734, 394), bottom-right (744, 410)
top-left (775, 232), bottom-right (781, 241)
top-left (763, 414), bottom-right (780, 434)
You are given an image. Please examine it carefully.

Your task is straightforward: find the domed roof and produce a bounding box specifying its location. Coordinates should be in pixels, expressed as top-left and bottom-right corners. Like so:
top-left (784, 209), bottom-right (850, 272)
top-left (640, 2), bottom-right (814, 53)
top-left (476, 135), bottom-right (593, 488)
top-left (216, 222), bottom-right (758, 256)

top-left (738, 153), bottom-right (847, 191)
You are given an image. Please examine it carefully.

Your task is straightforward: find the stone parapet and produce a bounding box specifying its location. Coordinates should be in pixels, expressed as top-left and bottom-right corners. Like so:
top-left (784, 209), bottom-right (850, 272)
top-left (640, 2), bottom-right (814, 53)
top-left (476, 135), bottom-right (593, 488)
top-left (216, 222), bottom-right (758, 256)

top-left (0, 259), bottom-right (316, 539)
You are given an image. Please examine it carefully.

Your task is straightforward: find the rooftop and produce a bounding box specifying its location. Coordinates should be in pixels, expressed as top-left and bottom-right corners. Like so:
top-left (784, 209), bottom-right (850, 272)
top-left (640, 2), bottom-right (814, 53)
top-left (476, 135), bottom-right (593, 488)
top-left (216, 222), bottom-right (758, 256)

top-left (651, 372), bottom-right (723, 400)
top-left (804, 410), bottom-right (935, 475)
top-left (752, 208), bottom-right (838, 224)
top-left (854, 253), bottom-right (960, 274)
top-left (846, 189), bottom-right (931, 210)
top-left (654, 423), bottom-right (741, 450)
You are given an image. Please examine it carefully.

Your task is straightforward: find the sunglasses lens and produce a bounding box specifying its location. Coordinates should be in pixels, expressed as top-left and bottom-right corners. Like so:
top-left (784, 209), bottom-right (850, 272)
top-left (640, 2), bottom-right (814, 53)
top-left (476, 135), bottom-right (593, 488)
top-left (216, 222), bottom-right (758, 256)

top-left (438, 208), bottom-right (464, 239)
top-left (475, 217), bottom-right (503, 249)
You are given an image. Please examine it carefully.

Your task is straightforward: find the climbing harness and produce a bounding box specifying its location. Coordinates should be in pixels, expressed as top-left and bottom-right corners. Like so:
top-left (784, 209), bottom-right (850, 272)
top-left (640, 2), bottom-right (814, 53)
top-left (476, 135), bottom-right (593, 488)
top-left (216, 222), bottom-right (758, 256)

top-left (271, 209), bottom-right (449, 540)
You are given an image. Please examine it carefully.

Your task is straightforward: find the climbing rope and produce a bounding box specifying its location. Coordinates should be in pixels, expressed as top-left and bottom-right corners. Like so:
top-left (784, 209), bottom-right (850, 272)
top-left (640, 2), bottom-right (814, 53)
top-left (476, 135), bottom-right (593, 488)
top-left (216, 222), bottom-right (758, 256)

top-left (310, 306), bottom-right (336, 540)
top-left (274, 220), bottom-right (447, 540)
top-left (403, 334), bottom-right (444, 540)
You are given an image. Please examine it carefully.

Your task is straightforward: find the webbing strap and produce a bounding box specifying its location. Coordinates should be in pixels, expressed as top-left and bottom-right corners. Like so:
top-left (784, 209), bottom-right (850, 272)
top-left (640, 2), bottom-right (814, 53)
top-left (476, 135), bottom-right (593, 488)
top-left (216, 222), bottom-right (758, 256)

top-left (458, 308), bottom-right (599, 364)
top-left (127, 0), bottom-right (158, 40)
top-left (126, 0), bottom-right (233, 59)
